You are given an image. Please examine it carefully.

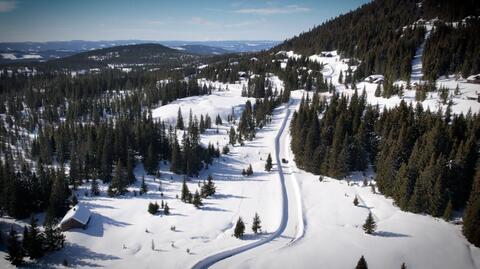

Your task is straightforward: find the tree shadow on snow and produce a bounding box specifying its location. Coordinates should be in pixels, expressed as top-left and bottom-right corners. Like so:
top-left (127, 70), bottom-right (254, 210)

top-left (375, 231), bottom-right (410, 238)
top-left (38, 242), bottom-right (120, 268)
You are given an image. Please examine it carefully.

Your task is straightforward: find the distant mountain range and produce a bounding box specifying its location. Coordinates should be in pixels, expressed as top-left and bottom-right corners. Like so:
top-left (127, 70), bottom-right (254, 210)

top-left (0, 40), bottom-right (279, 63)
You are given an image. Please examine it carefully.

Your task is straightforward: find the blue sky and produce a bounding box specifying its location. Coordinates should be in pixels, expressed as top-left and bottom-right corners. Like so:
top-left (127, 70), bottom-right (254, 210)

top-left (0, 0), bottom-right (370, 42)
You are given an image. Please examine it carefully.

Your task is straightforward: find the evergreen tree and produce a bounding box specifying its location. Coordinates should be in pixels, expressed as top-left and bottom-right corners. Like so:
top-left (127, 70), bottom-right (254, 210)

top-left (110, 160), bottom-right (127, 195)
top-left (201, 175), bottom-right (216, 198)
top-left (246, 164), bottom-right (253, 176)
top-left (265, 153), bottom-right (273, 172)
top-left (43, 223), bottom-right (65, 252)
top-left (164, 202), bottom-right (170, 215)
top-left (176, 107), bottom-right (184, 130)
top-left (5, 227), bottom-right (24, 266)
top-left (363, 212), bottom-right (376, 234)
top-left (140, 175), bottom-right (148, 195)
top-left (355, 256), bottom-right (368, 269)
top-left (148, 201), bottom-right (159, 214)
top-left (252, 212), bottom-right (262, 234)
top-left (193, 190), bottom-right (203, 208)
top-left (353, 196), bottom-right (359, 206)
top-left (181, 179), bottom-right (191, 203)
top-left (234, 217), bottom-right (245, 238)
top-left (463, 164), bottom-right (480, 247)
top-left (229, 126), bottom-right (236, 146)
top-left (90, 174), bottom-right (100, 196)
top-left (24, 217), bottom-right (47, 258)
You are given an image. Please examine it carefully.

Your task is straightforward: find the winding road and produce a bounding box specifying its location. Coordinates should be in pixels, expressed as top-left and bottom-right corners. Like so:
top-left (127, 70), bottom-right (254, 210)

top-left (191, 99), bottom-right (305, 269)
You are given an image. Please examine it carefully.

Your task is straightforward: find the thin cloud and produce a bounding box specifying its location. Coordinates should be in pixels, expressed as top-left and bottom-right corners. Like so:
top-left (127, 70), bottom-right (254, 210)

top-left (190, 16), bottom-right (217, 26)
top-left (0, 0), bottom-right (16, 12)
top-left (235, 5), bottom-right (311, 15)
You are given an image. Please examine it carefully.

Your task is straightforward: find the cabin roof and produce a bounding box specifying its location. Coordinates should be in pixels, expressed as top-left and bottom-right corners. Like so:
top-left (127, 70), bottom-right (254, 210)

top-left (59, 204), bottom-right (91, 226)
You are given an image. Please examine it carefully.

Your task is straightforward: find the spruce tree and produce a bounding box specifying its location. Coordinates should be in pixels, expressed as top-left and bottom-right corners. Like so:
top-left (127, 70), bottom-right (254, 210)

top-left (24, 216), bottom-right (46, 259)
top-left (229, 126), bottom-right (236, 146)
top-left (43, 223), bottom-right (65, 252)
top-left (265, 153), bottom-right (273, 172)
top-left (90, 175), bottom-right (100, 196)
top-left (164, 202), bottom-right (170, 215)
top-left (463, 164), bottom-right (480, 247)
top-left (181, 179), bottom-right (191, 203)
top-left (355, 256), bottom-right (368, 269)
top-left (234, 217), bottom-right (245, 238)
top-left (140, 175), bottom-right (148, 195)
top-left (353, 196), bottom-right (359, 206)
top-left (176, 107), bottom-right (184, 130)
top-left (246, 164), bottom-right (253, 176)
top-left (201, 175), bottom-right (216, 198)
top-left (110, 160), bottom-right (127, 195)
top-left (5, 227), bottom-right (24, 266)
top-left (363, 212), bottom-right (376, 234)
top-left (252, 212), bottom-right (262, 234)
top-left (193, 190), bottom-right (203, 208)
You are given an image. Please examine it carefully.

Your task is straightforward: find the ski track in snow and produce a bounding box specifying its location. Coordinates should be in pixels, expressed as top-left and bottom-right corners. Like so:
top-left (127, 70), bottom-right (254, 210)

top-left (191, 98), bottom-right (304, 269)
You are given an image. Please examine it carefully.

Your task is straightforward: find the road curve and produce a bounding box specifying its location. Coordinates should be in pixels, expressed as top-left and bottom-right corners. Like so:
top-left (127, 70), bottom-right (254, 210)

top-left (191, 99), bottom-right (303, 269)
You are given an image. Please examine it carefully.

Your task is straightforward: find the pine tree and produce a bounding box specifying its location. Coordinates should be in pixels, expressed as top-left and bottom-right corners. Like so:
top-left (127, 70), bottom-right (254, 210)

top-left (265, 153), bottom-right (273, 172)
top-left (164, 202), bottom-right (170, 215)
top-left (148, 201), bottom-right (159, 215)
top-left (363, 212), bottom-right (376, 234)
top-left (43, 223), bottom-right (65, 252)
top-left (193, 190), bottom-right (203, 208)
top-left (229, 126), bottom-right (236, 145)
top-left (24, 216), bottom-right (46, 259)
top-left (355, 256), bottom-right (368, 269)
top-left (90, 174), bottom-right (100, 196)
top-left (181, 179), bottom-right (191, 203)
top-left (401, 263), bottom-right (407, 269)
top-left (5, 227), bottom-right (24, 266)
top-left (353, 196), bottom-right (359, 206)
top-left (234, 217), bottom-right (245, 238)
top-left (463, 164), bottom-right (480, 247)
top-left (110, 160), bottom-right (127, 195)
top-left (176, 107), bottom-right (184, 130)
top-left (443, 198), bottom-right (453, 221)
top-left (201, 175), bottom-right (216, 198)
top-left (140, 175), bottom-right (148, 195)
top-left (252, 212), bottom-right (262, 234)
top-left (246, 164), bottom-right (253, 176)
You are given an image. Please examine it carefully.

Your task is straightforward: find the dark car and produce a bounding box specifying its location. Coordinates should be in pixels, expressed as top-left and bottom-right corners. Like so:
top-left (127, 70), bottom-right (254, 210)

top-left (282, 158), bottom-right (288, 164)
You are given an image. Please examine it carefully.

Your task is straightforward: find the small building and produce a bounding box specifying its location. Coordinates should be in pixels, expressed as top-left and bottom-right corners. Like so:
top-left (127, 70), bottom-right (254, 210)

top-left (467, 74), bottom-right (480, 84)
top-left (364, 74), bottom-right (384, 84)
top-left (59, 204), bottom-right (91, 231)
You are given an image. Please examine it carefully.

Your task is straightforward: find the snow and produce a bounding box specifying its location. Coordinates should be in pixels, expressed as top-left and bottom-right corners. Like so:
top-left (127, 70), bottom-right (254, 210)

top-left (1, 53), bottom-right (17, 60)
top-left (151, 79), bottom-right (254, 125)
top-left (59, 204), bottom-right (91, 226)
top-left (22, 54), bottom-right (42, 59)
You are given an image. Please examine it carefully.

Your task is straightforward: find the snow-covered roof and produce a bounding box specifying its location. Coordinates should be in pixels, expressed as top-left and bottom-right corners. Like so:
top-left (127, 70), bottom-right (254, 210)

top-left (60, 204), bottom-right (91, 226)
top-left (467, 74), bottom-right (480, 80)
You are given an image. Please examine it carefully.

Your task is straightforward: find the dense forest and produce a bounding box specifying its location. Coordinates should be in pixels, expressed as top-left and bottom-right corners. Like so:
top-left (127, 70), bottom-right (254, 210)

top-left (277, 0), bottom-right (480, 80)
top-left (290, 90), bottom-right (480, 246)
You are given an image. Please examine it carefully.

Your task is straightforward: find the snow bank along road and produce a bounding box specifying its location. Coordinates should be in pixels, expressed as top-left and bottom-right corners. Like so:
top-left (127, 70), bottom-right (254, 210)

top-left (191, 97), bottom-right (305, 269)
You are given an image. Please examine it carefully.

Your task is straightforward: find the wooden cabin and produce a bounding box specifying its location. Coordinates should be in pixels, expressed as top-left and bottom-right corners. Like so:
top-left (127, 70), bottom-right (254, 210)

top-left (59, 204), bottom-right (91, 231)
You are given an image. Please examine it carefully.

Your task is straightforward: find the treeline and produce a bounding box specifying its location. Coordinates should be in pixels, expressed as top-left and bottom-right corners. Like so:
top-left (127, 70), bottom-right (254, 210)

top-left (290, 91), bottom-right (480, 245)
top-left (276, 0), bottom-right (480, 80)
